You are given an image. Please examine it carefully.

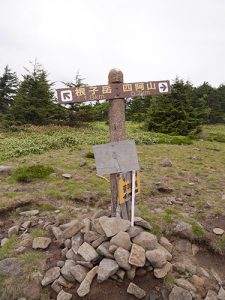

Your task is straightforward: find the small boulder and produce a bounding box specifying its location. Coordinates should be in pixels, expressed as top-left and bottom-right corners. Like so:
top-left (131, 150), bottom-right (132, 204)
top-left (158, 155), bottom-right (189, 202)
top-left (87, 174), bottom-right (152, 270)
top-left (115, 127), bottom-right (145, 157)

top-left (146, 249), bottom-right (167, 268)
top-left (114, 247), bottom-right (131, 271)
top-left (213, 228), bottom-right (224, 235)
top-left (127, 226), bottom-right (144, 238)
top-left (129, 244), bottom-right (146, 267)
top-left (97, 241), bottom-right (114, 258)
top-left (57, 290), bottom-right (72, 300)
top-left (169, 286), bottom-right (192, 300)
top-left (78, 242), bottom-right (99, 262)
top-left (0, 165), bottom-right (13, 175)
top-left (61, 260), bottom-right (76, 282)
top-left (127, 282), bottom-right (146, 299)
top-left (71, 233), bottom-right (84, 254)
top-left (97, 258), bottom-right (119, 282)
top-left (154, 262), bottom-right (172, 279)
top-left (32, 237), bottom-right (51, 249)
top-left (0, 257), bottom-right (22, 276)
top-left (8, 225), bottom-right (19, 238)
top-left (41, 267), bottom-right (60, 286)
top-left (133, 232), bottom-right (158, 250)
top-left (218, 287), bottom-right (225, 300)
top-left (99, 216), bottom-right (130, 237)
top-left (160, 159), bottom-right (172, 167)
top-left (70, 265), bottom-right (88, 283)
top-left (63, 221), bottom-right (84, 239)
top-left (174, 278), bottom-right (196, 292)
top-left (110, 231), bottom-right (132, 250)
top-left (159, 237), bottom-right (173, 253)
top-left (77, 266), bottom-right (98, 297)
top-left (134, 217), bottom-right (152, 230)
top-left (19, 210), bottom-right (39, 216)
top-left (62, 173), bottom-right (72, 179)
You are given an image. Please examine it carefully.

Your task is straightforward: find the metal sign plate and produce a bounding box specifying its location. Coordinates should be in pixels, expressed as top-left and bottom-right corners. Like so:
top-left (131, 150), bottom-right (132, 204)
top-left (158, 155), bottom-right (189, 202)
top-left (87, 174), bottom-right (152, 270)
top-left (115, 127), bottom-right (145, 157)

top-left (56, 80), bottom-right (171, 104)
top-left (93, 140), bottom-right (140, 175)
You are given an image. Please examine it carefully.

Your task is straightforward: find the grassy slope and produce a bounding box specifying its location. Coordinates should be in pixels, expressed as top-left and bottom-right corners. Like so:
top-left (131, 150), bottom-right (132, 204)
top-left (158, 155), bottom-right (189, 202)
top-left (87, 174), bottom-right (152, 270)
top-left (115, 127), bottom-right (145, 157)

top-left (0, 122), bottom-right (225, 231)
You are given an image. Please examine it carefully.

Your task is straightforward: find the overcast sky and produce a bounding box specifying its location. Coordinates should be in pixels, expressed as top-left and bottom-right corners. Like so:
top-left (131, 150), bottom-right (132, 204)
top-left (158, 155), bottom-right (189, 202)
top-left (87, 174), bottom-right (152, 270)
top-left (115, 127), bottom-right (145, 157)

top-left (0, 0), bottom-right (225, 88)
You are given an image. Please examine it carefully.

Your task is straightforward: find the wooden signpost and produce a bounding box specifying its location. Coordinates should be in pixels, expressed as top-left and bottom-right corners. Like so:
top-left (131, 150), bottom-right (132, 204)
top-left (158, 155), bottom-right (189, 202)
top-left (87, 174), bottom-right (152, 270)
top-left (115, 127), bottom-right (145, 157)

top-left (56, 69), bottom-right (171, 219)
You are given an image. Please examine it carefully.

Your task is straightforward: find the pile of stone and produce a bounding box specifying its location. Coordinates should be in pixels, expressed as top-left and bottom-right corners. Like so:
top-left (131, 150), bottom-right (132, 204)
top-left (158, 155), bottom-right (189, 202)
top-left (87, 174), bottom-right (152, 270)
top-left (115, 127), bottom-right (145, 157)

top-left (41, 214), bottom-right (173, 299)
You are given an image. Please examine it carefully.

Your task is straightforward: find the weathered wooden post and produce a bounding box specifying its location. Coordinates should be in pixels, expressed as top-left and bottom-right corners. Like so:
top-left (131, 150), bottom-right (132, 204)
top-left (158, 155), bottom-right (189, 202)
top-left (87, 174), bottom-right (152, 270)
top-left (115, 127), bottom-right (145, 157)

top-left (108, 69), bottom-right (126, 217)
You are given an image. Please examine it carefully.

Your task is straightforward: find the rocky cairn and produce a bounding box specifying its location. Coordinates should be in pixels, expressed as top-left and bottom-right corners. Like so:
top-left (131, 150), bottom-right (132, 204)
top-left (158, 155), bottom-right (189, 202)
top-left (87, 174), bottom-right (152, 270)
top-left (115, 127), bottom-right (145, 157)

top-left (41, 214), bottom-right (173, 299)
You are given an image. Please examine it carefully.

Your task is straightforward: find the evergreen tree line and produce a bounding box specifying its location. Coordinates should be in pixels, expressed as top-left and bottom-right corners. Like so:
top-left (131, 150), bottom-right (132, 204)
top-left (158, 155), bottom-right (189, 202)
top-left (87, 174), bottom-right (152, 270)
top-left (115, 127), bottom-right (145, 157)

top-left (0, 62), bottom-right (224, 135)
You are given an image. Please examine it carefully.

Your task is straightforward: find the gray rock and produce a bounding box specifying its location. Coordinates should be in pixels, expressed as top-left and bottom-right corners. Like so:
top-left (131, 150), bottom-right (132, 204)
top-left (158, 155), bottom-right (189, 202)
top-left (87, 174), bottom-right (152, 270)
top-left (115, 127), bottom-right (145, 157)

top-left (61, 260), bottom-right (76, 282)
top-left (134, 217), bottom-right (152, 230)
top-left (92, 235), bottom-right (108, 248)
top-left (76, 261), bottom-right (93, 269)
top-left (21, 221), bottom-right (31, 229)
top-left (218, 287), bottom-right (225, 300)
top-left (172, 221), bottom-right (195, 240)
top-left (169, 286), bottom-right (192, 300)
top-left (129, 243), bottom-right (146, 267)
top-left (154, 262), bottom-right (172, 279)
top-left (79, 159), bottom-right (87, 167)
top-left (60, 220), bottom-right (77, 230)
top-left (0, 165), bottom-right (13, 175)
top-left (117, 269), bottom-right (125, 280)
top-left (19, 210), bottom-right (39, 216)
top-left (159, 237), bottom-right (173, 253)
top-left (146, 249), bottom-right (167, 268)
top-left (157, 244), bottom-right (172, 261)
top-left (204, 290), bottom-right (219, 300)
top-left (70, 264), bottom-right (88, 283)
top-left (109, 244), bottom-right (118, 253)
top-left (71, 232), bottom-right (84, 254)
top-left (99, 216), bottom-right (130, 237)
top-left (133, 232), bottom-right (158, 250)
top-left (114, 247), bottom-right (131, 271)
top-left (84, 231), bottom-right (100, 243)
top-left (97, 241), bottom-right (114, 258)
top-left (62, 173), bottom-right (72, 179)
top-left (63, 221), bottom-right (84, 239)
top-left (8, 225), bottom-right (19, 237)
top-left (78, 242), bottom-right (99, 262)
top-left (51, 280), bottom-right (63, 293)
top-left (15, 246), bottom-right (26, 254)
top-left (57, 290), bottom-right (72, 300)
top-left (0, 257), bottom-right (22, 276)
top-left (41, 267), bottom-right (60, 286)
top-left (32, 237), bottom-right (51, 249)
top-left (64, 239), bottom-right (71, 248)
top-left (160, 159), bottom-right (172, 167)
top-left (92, 218), bottom-right (105, 235)
top-left (81, 218), bottom-right (91, 233)
top-left (77, 266), bottom-right (98, 297)
top-left (66, 249), bottom-right (77, 260)
top-left (51, 226), bottom-right (63, 240)
top-left (110, 231), bottom-right (132, 250)
top-left (57, 261), bottom-right (65, 268)
top-left (127, 282), bottom-right (146, 299)
top-left (1, 238), bottom-right (9, 247)
top-left (127, 226), bottom-right (144, 238)
top-left (174, 278), bottom-right (196, 292)
top-left (126, 266), bottom-right (136, 280)
top-left (97, 258), bottom-right (119, 282)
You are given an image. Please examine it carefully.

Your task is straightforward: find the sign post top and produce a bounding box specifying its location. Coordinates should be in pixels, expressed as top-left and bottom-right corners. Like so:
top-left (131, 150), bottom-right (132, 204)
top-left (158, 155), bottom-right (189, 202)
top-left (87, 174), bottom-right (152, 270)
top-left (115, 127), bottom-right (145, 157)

top-left (108, 68), bottom-right (123, 83)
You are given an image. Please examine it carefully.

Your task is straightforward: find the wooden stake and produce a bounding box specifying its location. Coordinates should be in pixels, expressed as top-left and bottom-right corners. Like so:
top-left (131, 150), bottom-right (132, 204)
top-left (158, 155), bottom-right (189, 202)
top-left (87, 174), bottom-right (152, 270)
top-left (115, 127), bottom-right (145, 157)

top-left (108, 69), bottom-right (126, 217)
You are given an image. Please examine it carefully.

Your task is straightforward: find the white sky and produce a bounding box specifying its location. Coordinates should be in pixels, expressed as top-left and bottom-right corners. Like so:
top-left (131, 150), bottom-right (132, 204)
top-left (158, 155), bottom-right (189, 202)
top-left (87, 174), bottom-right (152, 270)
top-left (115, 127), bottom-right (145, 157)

top-left (0, 0), bottom-right (225, 88)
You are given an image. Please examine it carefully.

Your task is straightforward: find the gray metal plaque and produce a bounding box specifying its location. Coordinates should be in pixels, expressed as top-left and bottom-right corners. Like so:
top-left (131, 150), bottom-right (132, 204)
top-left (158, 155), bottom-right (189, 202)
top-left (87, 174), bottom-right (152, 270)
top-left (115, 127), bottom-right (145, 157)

top-left (93, 140), bottom-right (140, 175)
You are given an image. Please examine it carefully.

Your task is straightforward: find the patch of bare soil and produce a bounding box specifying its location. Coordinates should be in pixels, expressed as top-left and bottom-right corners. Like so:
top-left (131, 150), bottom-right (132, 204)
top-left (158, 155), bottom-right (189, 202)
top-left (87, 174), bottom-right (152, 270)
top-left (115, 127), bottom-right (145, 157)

top-left (196, 248), bottom-right (225, 281)
top-left (48, 272), bottom-right (165, 300)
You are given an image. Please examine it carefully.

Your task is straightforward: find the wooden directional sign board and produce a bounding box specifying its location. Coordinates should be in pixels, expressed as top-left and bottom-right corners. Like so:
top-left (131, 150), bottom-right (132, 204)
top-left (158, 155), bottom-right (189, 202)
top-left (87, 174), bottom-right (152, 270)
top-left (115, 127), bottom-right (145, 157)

top-left (118, 171), bottom-right (140, 205)
top-left (56, 80), bottom-right (171, 104)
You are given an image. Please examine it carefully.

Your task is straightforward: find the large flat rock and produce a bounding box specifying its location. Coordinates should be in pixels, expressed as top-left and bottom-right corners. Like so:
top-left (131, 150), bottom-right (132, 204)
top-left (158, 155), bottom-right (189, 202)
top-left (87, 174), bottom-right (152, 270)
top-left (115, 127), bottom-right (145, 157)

top-left (99, 216), bottom-right (130, 237)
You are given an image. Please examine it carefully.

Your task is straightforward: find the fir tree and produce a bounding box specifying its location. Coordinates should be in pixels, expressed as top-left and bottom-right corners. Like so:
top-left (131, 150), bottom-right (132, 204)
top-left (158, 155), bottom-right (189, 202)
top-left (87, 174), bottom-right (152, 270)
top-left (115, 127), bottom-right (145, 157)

top-left (0, 65), bottom-right (18, 113)
top-left (146, 78), bottom-right (209, 136)
top-left (8, 61), bottom-right (64, 125)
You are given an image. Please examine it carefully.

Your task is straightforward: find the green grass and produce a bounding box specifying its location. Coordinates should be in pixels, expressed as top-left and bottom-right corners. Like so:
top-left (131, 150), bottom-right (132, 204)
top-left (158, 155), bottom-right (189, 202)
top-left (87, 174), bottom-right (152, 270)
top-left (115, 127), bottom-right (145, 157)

top-left (13, 164), bottom-right (54, 182)
top-left (0, 236), bottom-right (17, 260)
top-left (30, 228), bottom-right (47, 239)
top-left (18, 251), bottom-right (43, 273)
top-left (0, 122), bottom-right (192, 161)
top-left (191, 221), bottom-right (205, 238)
top-left (213, 236), bottom-right (225, 255)
top-left (85, 151), bottom-right (95, 158)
